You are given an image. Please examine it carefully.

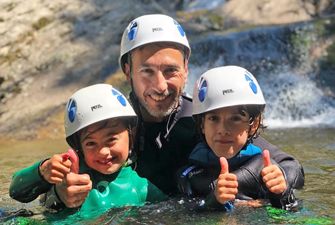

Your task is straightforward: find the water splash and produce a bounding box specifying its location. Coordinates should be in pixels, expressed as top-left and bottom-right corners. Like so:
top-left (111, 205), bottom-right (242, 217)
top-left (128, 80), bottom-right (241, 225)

top-left (260, 72), bottom-right (335, 128)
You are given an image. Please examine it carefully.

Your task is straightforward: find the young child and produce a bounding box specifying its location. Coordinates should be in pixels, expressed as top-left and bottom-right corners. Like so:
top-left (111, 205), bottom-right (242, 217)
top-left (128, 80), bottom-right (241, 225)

top-left (177, 66), bottom-right (299, 211)
top-left (9, 84), bottom-right (166, 218)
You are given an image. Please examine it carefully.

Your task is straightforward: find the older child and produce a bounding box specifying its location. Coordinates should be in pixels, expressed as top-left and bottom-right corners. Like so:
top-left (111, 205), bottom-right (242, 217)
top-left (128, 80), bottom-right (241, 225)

top-left (178, 66), bottom-right (300, 211)
top-left (9, 84), bottom-right (166, 218)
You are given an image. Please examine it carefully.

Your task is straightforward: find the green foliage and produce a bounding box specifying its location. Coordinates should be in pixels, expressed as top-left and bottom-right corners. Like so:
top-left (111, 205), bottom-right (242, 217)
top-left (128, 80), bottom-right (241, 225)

top-left (266, 206), bottom-right (334, 225)
top-left (321, 43), bottom-right (335, 69)
top-left (177, 10), bottom-right (224, 31)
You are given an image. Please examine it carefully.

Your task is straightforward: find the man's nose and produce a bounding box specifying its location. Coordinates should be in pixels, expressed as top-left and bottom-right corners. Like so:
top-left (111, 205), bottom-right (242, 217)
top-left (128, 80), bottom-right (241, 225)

top-left (153, 71), bottom-right (168, 93)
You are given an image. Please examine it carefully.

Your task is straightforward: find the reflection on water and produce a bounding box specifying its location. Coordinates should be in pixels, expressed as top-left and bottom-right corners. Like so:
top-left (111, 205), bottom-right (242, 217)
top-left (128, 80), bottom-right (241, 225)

top-left (0, 128), bottom-right (334, 224)
top-left (0, 138), bottom-right (68, 210)
top-left (263, 128), bottom-right (335, 220)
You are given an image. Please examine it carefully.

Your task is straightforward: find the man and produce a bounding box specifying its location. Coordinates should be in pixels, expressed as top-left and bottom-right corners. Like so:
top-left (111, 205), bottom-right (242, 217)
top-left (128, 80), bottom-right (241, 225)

top-left (45, 14), bottom-right (304, 209)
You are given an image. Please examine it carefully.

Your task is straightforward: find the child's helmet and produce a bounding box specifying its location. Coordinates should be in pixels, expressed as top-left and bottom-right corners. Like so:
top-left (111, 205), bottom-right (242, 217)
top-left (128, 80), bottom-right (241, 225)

top-left (193, 66), bottom-right (266, 115)
top-left (119, 14), bottom-right (191, 72)
top-left (64, 84), bottom-right (136, 141)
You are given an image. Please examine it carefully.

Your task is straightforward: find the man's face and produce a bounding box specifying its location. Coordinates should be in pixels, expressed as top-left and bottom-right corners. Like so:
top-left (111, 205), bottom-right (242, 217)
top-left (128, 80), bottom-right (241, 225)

top-left (125, 44), bottom-right (188, 121)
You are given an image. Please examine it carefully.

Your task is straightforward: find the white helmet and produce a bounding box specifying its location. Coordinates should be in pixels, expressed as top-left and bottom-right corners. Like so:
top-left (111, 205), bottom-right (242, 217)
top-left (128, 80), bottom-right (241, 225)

top-left (193, 66), bottom-right (266, 115)
top-left (119, 14), bottom-right (191, 72)
top-left (64, 83), bottom-right (136, 138)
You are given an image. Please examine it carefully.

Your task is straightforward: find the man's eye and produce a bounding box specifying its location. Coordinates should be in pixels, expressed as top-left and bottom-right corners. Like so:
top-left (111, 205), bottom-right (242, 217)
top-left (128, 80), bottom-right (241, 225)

top-left (165, 67), bottom-right (178, 74)
top-left (141, 68), bottom-right (154, 75)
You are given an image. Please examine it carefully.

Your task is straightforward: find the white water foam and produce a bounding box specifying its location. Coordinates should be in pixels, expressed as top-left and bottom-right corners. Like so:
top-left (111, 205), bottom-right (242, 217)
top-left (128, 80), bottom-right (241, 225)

top-left (260, 72), bottom-right (335, 128)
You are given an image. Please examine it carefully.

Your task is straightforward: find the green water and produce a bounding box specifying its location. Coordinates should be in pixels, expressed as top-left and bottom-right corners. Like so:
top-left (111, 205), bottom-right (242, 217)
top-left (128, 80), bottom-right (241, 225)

top-left (0, 139), bottom-right (68, 210)
top-left (0, 128), bottom-right (334, 224)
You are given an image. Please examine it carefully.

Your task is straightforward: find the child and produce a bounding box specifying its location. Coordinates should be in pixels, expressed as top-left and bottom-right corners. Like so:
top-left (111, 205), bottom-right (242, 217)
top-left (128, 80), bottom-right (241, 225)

top-left (177, 66), bottom-right (299, 211)
top-left (9, 84), bottom-right (166, 218)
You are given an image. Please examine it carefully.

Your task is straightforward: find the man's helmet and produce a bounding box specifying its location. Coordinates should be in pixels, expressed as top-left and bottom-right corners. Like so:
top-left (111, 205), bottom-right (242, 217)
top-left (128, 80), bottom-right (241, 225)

top-left (193, 66), bottom-right (266, 115)
top-left (64, 84), bottom-right (136, 148)
top-left (119, 14), bottom-right (191, 72)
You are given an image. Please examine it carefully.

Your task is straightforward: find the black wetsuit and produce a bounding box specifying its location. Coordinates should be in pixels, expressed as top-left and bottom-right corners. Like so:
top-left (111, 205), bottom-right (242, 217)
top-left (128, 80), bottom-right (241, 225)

top-left (130, 93), bottom-right (197, 195)
top-left (177, 141), bottom-right (304, 210)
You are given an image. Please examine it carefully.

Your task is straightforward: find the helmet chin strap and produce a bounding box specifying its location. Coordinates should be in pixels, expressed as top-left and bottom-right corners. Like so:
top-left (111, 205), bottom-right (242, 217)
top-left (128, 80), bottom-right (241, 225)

top-left (126, 124), bottom-right (136, 166)
top-left (247, 117), bottom-right (261, 144)
top-left (155, 97), bottom-right (182, 149)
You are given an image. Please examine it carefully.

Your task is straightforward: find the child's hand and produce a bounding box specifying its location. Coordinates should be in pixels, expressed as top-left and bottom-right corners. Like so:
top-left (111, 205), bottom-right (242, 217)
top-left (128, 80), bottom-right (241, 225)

top-left (55, 173), bottom-right (92, 208)
top-left (261, 149), bottom-right (287, 194)
top-left (215, 157), bottom-right (238, 204)
top-left (39, 153), bottom-right (71, 184)
top-left (62, 149), bottom-right (79, 174)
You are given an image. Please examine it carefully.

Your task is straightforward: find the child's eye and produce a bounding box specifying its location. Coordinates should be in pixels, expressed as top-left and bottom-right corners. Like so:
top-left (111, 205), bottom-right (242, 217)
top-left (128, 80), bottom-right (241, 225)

top-left (85, 141), bottom-right (97, 148)
top-left (231, 115), bottom-right (243, 122)
top-left (208, 115), bottom-right (219, 121)
top-left (108, 137), bottom-right (117, 143)
top-left (229, 114), bottom-right (249, 123)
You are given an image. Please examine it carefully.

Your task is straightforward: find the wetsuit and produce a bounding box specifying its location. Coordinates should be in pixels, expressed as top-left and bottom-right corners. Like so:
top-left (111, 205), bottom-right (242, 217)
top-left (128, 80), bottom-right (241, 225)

top-left (129, 92), bottom-right (304, 199)
top-left (129, 93), bottom-right (198, 195)
top-left (177, 142), bottom-right (302, 210)
top-left (9, 155), bottom-right (166, 217)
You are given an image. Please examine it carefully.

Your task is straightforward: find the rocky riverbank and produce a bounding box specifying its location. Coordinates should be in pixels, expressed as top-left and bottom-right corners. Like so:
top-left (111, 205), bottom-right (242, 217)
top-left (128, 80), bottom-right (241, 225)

top-left (0, 0), bottom-right (334, 140)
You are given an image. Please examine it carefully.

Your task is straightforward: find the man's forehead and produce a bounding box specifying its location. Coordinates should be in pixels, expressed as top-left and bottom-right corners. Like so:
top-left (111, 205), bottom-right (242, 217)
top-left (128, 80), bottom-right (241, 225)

top-left (133, 42), bottom-right (184, 54)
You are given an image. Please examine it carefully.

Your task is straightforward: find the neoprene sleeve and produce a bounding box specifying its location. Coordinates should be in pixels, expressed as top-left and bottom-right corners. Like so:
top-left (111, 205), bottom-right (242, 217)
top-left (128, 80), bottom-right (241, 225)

top-left (9, 161), bottom-right (52, 203)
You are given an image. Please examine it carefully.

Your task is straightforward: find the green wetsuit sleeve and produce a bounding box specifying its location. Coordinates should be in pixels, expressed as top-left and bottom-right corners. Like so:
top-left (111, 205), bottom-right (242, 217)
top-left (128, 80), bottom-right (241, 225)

top-left (9, 160), bottom-right (52, 203)
top-left (146, 181), bottom-right (168, 203)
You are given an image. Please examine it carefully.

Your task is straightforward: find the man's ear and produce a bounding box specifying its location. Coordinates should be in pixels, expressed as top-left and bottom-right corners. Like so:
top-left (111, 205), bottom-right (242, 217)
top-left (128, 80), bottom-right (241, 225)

top-left (124, 63), bottom-right (131, 81)
top-left (200, 116), bottom-right (205, 135)
top-left (184, 59), bottom-right (189, 81)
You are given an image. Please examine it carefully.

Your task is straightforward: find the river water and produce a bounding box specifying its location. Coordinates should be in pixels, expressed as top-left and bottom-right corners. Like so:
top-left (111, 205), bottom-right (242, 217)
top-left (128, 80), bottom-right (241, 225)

top-left (1, 11), bottom-right (335, 224)
top-left (0, 127), bottom-right (334, 224)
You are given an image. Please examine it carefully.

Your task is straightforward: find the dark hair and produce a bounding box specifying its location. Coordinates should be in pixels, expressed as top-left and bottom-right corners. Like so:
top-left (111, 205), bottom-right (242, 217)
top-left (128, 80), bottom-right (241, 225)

top-left (194, 104), bottom-right (266, 144)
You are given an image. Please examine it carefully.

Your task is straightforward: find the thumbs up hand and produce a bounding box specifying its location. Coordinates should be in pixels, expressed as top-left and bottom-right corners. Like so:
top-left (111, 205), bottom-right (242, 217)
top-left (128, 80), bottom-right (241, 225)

top-left (39, 150), bottom-right (73, 184)
top-left (261, 149), bottom-right (287, 194)
top-left (215, 157), bottom-right (238, 204)
top-left (62, 149), bottom-right (79, 174)
top-left (56, 149), bottom-right (92, 208)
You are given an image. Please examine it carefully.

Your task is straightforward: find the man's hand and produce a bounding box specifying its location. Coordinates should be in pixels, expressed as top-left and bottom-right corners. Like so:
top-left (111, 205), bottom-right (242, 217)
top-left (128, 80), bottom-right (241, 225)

top-left (215, 157), bottom-right (238, 204)
top-left (55, 173), bottom-right (92, 208)
top-left (261, 149), bottom-right (287, 194)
